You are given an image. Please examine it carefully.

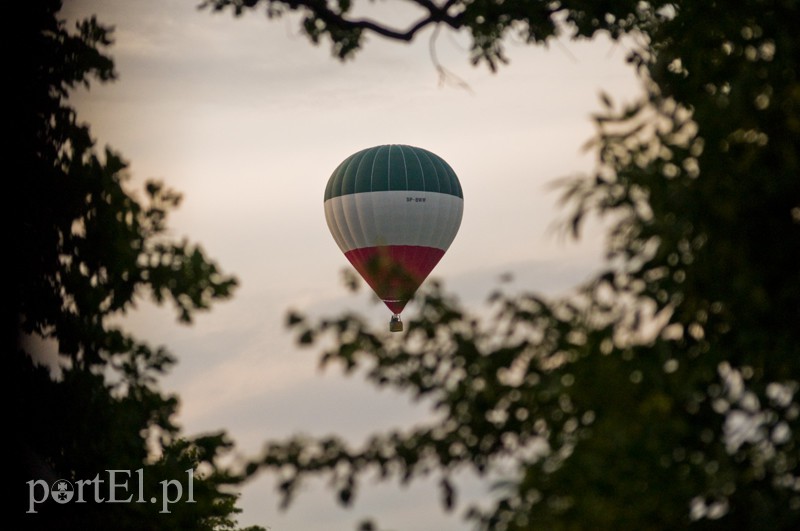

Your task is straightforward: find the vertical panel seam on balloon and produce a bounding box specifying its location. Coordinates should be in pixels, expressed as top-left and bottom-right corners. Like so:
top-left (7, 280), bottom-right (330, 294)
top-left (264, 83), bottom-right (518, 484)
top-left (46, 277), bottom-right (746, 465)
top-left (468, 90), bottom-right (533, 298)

top-left (338, 155), bottom-right (360, 251)
top-left (369, 146), bottom-right (379, 196)
top-left (401, 145), bottom-right (409, 190)
top-left (411, 148), bottom-right (426, 193)
top-left (343, 152), bottom-right (363, 246)
top-left (353, 149), bottom-right (371, 249)
top-left (410, 148), bottom-right (425, 252)
top-left (423, 151), bottom-right (443, 247)
top-left (387, 144), bottom-right (392, 191)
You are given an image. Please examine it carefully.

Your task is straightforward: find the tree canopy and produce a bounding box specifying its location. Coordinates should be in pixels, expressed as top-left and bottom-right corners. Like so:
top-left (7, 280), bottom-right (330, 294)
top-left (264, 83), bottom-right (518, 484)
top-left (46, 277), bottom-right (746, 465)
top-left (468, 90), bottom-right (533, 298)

top-left (205, 0), bottom-right (800, 529)
top-left (15, 2), bottom-right (261, 529)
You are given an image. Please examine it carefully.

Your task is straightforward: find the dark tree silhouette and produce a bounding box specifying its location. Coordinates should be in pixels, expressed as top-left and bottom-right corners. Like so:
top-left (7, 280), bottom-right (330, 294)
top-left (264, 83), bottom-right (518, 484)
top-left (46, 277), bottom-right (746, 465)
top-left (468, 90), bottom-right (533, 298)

top-left (14, 2), bottom-right (263, 529)
top-left (206, 1), bottom-right (800, 529)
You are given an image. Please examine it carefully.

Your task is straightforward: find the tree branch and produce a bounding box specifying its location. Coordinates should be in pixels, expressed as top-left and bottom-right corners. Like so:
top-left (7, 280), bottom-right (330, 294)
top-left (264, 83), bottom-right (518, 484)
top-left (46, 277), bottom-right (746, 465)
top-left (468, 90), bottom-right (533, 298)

top-left (304, 0), bottom-right (464, 42)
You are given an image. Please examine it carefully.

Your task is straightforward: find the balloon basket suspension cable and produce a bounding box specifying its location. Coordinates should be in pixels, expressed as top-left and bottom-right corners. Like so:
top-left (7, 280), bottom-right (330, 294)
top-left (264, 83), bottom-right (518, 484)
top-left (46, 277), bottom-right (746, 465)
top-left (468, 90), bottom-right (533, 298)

top-left (389, 314), bottom-right (403, 332)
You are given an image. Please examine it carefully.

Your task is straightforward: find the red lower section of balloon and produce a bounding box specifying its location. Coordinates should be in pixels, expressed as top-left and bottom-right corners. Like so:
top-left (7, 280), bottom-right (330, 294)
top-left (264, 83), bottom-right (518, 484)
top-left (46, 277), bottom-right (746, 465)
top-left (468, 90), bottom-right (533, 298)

top-left (344, 245), bottom-right (446, 314)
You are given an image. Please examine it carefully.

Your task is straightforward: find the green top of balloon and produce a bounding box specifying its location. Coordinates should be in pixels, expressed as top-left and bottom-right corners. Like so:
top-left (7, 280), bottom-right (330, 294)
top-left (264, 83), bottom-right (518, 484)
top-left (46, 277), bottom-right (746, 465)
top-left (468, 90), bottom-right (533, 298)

top-left (324, 144), bottom-right (463, 201)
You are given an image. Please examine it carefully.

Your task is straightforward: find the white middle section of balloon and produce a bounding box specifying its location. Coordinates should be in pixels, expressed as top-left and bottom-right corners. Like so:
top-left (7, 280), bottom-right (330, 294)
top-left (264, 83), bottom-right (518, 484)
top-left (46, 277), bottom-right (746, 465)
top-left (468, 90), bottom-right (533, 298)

top-left (324, 190), bottom-right (464, 253)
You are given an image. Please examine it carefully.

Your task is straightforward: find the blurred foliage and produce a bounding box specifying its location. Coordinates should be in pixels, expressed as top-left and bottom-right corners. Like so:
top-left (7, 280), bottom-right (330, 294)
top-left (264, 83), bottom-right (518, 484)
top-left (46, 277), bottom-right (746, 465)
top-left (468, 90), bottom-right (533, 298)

top-left (208, 0), bottom-right (800, 529)
top-left (14, 1), bottom-right (263, 529)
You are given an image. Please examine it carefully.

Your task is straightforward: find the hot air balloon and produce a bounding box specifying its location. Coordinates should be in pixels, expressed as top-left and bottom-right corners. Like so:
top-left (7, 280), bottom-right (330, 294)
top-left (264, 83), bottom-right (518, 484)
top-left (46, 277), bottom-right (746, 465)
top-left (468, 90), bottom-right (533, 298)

top-left (324, 144), bottom-right (464, 331)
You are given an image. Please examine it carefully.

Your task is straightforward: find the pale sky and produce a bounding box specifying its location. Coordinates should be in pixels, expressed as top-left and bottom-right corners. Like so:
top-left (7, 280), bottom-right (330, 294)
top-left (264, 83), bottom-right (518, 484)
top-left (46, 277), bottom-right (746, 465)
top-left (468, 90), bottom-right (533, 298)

top-left (63, 1), bottom-right (641, 529)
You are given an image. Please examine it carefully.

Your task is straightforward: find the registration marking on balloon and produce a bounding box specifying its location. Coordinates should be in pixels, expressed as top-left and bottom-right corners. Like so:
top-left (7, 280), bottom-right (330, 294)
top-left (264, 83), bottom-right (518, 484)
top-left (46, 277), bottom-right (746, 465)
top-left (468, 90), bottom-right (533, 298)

top-left (324, 145), bottom-right (464, 331)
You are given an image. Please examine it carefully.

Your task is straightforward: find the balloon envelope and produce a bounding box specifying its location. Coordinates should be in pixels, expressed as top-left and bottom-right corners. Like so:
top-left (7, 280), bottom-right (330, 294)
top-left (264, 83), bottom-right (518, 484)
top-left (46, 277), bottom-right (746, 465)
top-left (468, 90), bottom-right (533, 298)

top-left (324, 144), bottom-right (464, 315)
